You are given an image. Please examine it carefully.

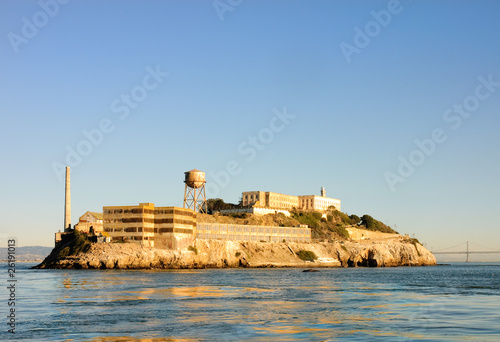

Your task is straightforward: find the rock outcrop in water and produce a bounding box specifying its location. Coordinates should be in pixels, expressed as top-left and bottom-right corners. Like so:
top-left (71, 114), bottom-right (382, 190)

top-left (35, 231), bottom-right (436, 269)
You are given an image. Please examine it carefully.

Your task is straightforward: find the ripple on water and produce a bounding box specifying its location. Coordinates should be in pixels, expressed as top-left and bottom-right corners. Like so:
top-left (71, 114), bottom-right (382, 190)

top-left (7, 263), bottom-right (500, 341)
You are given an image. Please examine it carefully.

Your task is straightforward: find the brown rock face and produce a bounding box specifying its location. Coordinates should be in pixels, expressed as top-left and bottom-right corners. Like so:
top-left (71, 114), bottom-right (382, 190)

top-left (35, 236), bottom-right (436, 269)
top-left (348, 242), bottom-right (436, 267)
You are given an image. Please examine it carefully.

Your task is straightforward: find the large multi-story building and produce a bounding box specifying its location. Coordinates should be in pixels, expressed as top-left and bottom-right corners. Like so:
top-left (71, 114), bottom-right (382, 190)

top-left (242, 188), bottom-right (341, 212)
top-left (242, 191), bottom-right (299, 209)
top-left (103, 203), bottom-right (196, 249)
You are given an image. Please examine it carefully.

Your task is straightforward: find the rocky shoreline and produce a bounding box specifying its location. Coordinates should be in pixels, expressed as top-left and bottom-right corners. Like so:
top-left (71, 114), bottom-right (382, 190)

top-left (35, 234), bottom-right (436, 269)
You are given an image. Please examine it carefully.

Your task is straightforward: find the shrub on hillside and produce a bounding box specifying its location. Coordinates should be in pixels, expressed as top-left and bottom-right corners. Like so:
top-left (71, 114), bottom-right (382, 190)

top-left (339, 212), bottom-right (351, 225)
top-left (332, 224), bottom-right (350, 239)
top-left (292, 211), bottom-right (322, 229)
top-left (312, 212), bottom-right (322, 220)
top-left (360, 215), bottom-right (396, 234)
top-left (297, 250), bottom-right (317, 261)
top-left (72, 230), bottom-right (91, 255)
top-left (206, 198), bottom-right (241, 214)
top-left (349, 214), bottom-right (361, 225)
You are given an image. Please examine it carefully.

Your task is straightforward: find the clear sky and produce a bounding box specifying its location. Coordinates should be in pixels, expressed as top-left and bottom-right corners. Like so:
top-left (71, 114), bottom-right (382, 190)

top-left (1, 0), bottom-right (499, 257)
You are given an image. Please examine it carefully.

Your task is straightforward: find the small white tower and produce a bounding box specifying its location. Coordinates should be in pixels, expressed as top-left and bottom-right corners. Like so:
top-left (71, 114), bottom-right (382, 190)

top-left (321, 186), bottom-right (326, 197)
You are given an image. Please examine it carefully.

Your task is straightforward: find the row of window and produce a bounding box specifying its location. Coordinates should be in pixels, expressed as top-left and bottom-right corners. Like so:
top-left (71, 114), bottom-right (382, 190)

top-left (104, 208), bottom-right (154, 214)
top-left (105, 227), bottom-right (153, 233)
top-left (103, 218), bottom-right (195, 225)
top-left (198, 226), bottom-right (308, 236)
top-left (196, 233), bottom-right (310, 243)
top-left (111, 236), bottom-right (154, 241)
top-left (103, 208), bottom-right (196, 217)
top-left (104, 227), bottom-right (193, 234)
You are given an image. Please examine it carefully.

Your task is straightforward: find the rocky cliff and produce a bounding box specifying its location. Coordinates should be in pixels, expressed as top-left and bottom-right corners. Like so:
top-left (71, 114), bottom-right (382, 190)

top-left (35, 232), bottom-right (436, 269)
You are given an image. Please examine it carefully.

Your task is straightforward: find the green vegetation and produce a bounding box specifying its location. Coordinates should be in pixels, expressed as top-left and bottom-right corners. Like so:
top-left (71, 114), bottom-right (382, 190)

top-left (72, 230), bottom-right (92, 254)
top-left (292, 211), bottom-right (322, 229)
top-left (43, 229), bottom-right (92, 266)
top-left (204, 197), bottom-right (398, 243)
top-left (230, 213), bottom-right (248, 219)
top-left (58, 246), bottom-right (70, 258)
top-left (338, 211), bottom-right (352, 225)
top-left (206, 198), bottom-right (241, 214)
top-left (291, 209), bottom-right (352, 240)
top-left (409, 237), bottom-right (421, 245)
top-left (188, 246), bottom-right (198, 255)
top-left (329, 224), bottom-right (350, 240)
top-left (289, 208), bottom-right (397, 241)
top-left (349, 215), bottom-right (361, 225)
top-left (296, 250), bottom-right (317, 261)
top-left (360, 215), bottom-right (397, 234)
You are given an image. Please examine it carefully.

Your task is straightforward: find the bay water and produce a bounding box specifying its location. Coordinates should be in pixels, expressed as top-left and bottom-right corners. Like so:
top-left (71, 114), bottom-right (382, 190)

top-left (3, 262), bottom-right (500, 341)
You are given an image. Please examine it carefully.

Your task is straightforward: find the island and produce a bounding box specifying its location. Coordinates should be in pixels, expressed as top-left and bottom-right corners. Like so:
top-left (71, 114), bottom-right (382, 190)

top-left (35, 208), bottom-right (436, 269)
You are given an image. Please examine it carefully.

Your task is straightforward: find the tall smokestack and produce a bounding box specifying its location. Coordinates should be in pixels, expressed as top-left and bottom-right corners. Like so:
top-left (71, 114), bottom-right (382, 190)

top-left (64, 166), bottom-right (71, 231)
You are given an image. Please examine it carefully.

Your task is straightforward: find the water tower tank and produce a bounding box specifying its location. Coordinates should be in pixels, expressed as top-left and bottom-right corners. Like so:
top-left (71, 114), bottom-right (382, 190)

top-left (184, 169), bottom-right (206, 189)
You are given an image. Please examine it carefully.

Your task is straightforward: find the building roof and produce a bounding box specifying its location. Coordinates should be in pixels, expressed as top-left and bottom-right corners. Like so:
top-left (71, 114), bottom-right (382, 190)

top-left (79, 211), bottom-right (103, 220)
top-left (90, 212), bottom-right (103, 220)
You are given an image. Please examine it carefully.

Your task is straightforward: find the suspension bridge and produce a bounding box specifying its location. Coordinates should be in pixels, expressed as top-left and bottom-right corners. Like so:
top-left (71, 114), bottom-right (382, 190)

top-left (431, 241), bottom-right (500, 262)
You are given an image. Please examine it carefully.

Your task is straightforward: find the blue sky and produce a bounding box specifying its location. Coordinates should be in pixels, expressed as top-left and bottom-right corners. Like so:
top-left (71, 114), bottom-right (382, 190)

top-left (1, 0), bottom-right (499, 256)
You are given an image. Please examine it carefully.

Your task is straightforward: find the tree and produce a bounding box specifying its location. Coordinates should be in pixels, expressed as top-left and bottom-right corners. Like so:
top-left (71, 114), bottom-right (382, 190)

top-left (206, 198), bottom-right (241, 214)
top-left (349, 214), bottom-right (361, 225)
top-left (360, 214), bottom-right (396, 234)
top-left (361, 215), bottom-right (377, 230)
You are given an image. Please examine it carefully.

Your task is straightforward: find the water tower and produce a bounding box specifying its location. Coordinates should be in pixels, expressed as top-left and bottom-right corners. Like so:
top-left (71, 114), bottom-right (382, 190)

top-left (183, 169), bottom-right (207, 213)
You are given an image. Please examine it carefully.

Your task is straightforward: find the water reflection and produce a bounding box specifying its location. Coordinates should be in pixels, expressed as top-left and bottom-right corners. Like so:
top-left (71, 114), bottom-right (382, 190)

top-left (11, 264), bottom-right (500, 341)
top-left (87, 338), bottom-right (197, 342)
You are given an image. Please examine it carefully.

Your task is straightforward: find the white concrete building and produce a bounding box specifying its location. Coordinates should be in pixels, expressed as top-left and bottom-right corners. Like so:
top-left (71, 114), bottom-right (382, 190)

top-left (241, 188), bottom-right (341, 213)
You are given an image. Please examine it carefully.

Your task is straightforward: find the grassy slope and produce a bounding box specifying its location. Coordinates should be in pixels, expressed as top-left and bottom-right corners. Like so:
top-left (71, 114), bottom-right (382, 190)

top-left (198, 209), bottom-right (397, 242)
